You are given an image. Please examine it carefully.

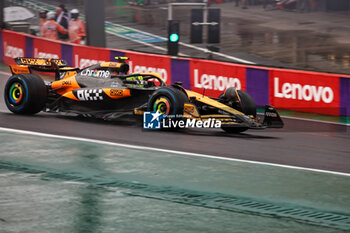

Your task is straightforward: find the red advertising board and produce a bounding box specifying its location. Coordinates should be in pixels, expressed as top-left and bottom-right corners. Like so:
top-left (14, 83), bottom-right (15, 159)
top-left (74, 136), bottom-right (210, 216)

top-left (33, 37), bottom-right (61, 59)
top-left (270, 69), bottom-right (340, 115)
top-left (73, 45), bottom-right (110, 68)
top-left (190, 59), bottom-right (246, 98)
top-left (125, 51), bottom-right (171, 85)
top-left (2, 30), bottom-right (26, 65)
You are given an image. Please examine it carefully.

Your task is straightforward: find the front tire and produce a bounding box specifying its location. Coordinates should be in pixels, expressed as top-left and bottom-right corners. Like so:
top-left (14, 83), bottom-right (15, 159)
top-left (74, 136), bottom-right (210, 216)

top-left (4, 74), bottom-right (47, 114)
top-left (221, 88), bottom-right (257, 133)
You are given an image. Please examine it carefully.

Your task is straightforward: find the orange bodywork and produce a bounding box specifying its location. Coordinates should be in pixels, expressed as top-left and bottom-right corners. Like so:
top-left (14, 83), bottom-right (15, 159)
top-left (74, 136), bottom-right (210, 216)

top-left (51, 77), bottom-right (132, 101)
top-left (10, 65), bottom-right (30, 74)
top-left (51, 76), bottom-right (81, 96)
top-left (62, 91), bottom-right (79, 101)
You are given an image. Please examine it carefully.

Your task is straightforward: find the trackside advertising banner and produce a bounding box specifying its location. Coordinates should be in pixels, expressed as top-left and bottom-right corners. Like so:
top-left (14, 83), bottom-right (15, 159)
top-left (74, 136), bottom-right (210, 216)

top-left (270, 69), bottom-right (340, 115)
top-left (73, 45), bottom-right (110, 68)
top-left (2, 30), bottom-right (26, 65)
top-left (125, 51), bottom-right (172, 85)
top-left (1, 29), bottom-right (349, 116)
top-left (190, 59), bottom-right (246, 98)
top-left (33, 37), bottom-right (61, 59)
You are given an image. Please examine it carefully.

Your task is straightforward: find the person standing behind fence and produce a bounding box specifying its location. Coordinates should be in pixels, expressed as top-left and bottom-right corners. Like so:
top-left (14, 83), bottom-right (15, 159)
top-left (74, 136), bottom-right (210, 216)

top-left (68, 9), bottom-right (86, 44)
top-left (41, 11), bottom-right (68, 40)
top-left (56, 4), bottom-right (70, 40)
top-left (39, 10), bottom-right (48, 28)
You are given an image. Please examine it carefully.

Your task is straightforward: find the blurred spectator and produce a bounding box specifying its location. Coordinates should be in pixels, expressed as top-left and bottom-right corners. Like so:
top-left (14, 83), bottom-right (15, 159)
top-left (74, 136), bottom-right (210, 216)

top-left (41, 11), bottom-right (68, 40)
top-left (68, 9), bottom-right (86, 44)
top-left (56, 4), bottom-right (70, 40)
top-left (39, 10), bottom-right (48, 28)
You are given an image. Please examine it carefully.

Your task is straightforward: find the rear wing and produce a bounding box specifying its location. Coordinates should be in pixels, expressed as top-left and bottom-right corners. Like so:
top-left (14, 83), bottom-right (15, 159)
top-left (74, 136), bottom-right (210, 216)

top-left (15, 57), bottom-right (68, 67)
top-left (11, 57), bottom-right (79, 81)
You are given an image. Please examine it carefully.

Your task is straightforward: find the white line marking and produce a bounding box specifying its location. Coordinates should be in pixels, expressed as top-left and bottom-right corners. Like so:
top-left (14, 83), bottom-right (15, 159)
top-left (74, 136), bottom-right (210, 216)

top-left (281, 115), bottom-right (350, 127)
top-left (0, 126), bottom-right (349, 177)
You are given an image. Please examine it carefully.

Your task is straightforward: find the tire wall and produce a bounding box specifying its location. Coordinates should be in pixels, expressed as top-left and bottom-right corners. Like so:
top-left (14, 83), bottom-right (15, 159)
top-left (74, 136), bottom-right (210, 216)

top-left (1, 29), bottom-right (349, 116)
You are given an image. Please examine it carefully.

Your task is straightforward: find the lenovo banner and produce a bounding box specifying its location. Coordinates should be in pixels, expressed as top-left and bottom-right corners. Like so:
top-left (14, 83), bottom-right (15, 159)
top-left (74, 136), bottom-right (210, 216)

top-left (2, 30), bottom-right (26, 65)
top-left (73, 45), bottom-right (110, 68)
top-left (125, 51), bottom-right (171, 85)
top-left (270, 69), bottom-right (340, 115)
top-left (190, 59), bottom-right (246, 98)
top-left (33, 37), bottom-right (61, 59)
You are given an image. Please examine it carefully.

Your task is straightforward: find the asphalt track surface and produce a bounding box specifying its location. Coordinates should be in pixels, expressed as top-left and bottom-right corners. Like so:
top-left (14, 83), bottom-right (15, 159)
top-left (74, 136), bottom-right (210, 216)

top-left (1, 72), bottom-right (349, 174)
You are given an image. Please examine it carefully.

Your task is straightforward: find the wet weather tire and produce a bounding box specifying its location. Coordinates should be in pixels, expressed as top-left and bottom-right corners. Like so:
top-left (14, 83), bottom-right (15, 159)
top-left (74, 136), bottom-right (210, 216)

top-left (237, 90), bottom-right (256, 117)
top-left (147, 87), bottom-right (188, 116)
top-left (221, 89), bottom-right (257, 134)
top-left (4, 74), bottom-right (47, 114)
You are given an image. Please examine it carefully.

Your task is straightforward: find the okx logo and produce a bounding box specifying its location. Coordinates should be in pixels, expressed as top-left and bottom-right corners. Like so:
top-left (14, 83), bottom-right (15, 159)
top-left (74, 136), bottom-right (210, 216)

top-left (143, 111), bottom-right (167, 129)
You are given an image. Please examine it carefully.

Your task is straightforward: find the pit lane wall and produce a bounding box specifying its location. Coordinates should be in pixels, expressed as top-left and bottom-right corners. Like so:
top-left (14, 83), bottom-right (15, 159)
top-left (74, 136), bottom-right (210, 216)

top-left (1, 29), bottom-right (350, 116)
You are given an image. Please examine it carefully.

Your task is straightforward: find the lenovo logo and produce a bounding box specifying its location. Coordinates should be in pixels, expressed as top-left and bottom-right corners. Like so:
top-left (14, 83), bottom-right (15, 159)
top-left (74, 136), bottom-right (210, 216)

top-left (193, 69), bottom-right (241, 91)
top-left (274, 77), bottom-right (334, 104)
top-left (129, 61), bottom-right (168, 83)
top-left (34, 48), bottom-right (59, 59)
top-left (4, 42), bottom-right (24, 58)
top-left (75, 55), bottom-right (105, 68)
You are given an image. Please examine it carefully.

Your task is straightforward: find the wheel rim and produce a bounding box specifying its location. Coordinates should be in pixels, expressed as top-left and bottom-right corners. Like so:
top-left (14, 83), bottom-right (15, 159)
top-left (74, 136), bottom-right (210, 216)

top-left (8, 82), bottom-right (23, 105)
top-left (153, 97), bottom-right (171, 115)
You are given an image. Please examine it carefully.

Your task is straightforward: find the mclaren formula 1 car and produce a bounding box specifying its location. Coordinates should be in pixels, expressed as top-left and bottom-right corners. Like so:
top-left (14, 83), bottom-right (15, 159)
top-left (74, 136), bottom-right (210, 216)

top-left (4, 57), bottom-right (283, 133)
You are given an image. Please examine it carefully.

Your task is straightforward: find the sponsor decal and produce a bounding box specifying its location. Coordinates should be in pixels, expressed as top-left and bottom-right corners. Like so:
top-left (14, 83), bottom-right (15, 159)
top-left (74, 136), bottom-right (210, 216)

top-left (265, 111), bottom-right (278, 117)
top-left (110, 89), bottom-right (124, 96)
top-left (100, 62), bottom-right (121, 68)
top-left (18, 58), bottom-right (66, 66)
top-left (62, 80), bottom-right (72, 86)
top-left (80, 69), bottom-right (110, 78)
top-left (76, 89), bottom-right (103, 101)
top-left (143, 111), bottom-right (221, 129)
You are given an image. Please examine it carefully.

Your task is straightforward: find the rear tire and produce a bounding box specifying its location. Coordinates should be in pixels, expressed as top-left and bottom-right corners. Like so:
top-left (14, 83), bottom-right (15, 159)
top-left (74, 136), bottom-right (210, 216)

top-left (4, 74), bottom-right (47, 114)
top-left (147, 87), bottom-right (189, 129)
top-left (147, 87), bottom-right (188, 116)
